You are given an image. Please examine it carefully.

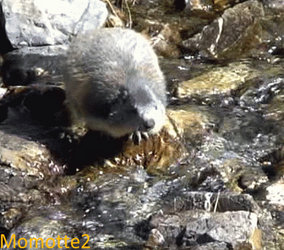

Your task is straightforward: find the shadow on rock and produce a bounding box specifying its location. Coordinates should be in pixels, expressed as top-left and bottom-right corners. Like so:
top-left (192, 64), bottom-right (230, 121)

top-left (0, 85), bottom-right (127, 175)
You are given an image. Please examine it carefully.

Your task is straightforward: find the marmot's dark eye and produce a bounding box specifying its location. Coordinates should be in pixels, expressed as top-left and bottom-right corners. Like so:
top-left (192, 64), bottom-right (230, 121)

top-left (129, 108), bottom-right (137, 114)
top-left (121, 90), bottom-right (128, 100)
top-left (108, 111), bottom-right (116, 118)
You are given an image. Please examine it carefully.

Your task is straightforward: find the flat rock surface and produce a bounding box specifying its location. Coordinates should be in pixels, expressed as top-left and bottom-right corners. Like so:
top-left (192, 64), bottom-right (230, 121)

top-left (0, 0), bottom-right (108, 48)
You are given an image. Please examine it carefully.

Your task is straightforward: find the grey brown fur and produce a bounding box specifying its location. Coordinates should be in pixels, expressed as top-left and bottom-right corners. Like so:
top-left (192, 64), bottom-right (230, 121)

top-left (63, 28), bottom-right (166, 138)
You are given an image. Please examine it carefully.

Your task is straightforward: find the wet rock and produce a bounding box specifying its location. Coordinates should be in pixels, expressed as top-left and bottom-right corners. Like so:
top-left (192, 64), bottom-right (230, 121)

top-left (177, 60), bottom-right (284, 104)
top-left (175, 0), bottom-right (244, 13)
top-left (183, 211), bottom-right (261, 249)
top-left (266, 181), bottom-right (284, 209)
top-left (218, 158), bottom-right (269, 192)
top-left (0, 208), bottom-right (22, 230)
top-left (177, 61), bottom-right (260, 103)
top-left (182, 0), bottom-right (265, 60)
top-left (0, 164), bottom-right (54, 232)
top-left (149, 23), bottom-right (182, 58)
top-left (266, 87), bottom-right (284, 122)
top-left (175, 0), bottom-right (216, 19)
top-left (238, 168), bottom-right (269, 191)
top-left (213, 0), bottom-right (246, 12)
top-left (6, 213), bottom-right (77, 248)
top-left (129, 0), bottom-right (210, 58)
top-left (263, 0), bottom-right (284, 13)
top-left (0, 127), bottom-right (63, 176)
top-left (0, 85), bottom-right (68, 125)
top-left (166, 105), bottom-right (218, 145)
top-left (160, 57), bottom-right (218, 97)
top-left (148, 210), bottom-right (260, 249)
top-left (260, 12), bottom-right (284, 57)
top-left (216, 158), bottom-right (245, 191)
top-left (167, 191), bottom-right (260, 213)
top-left (0, 0), bottom-right (108, 49)
top-left (136, 20), bottom-right (182, 58)
top-left (1, 45), bottom-right (67, 86)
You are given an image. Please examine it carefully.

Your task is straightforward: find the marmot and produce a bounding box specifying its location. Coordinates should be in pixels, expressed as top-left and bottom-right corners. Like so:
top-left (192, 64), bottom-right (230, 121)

top-left (63, 28), bottom-right (166, 140)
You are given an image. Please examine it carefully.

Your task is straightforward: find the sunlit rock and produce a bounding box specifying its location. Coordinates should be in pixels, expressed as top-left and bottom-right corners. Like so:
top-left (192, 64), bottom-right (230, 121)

top-left (166, 105), bottom-right (218, 143)
top-left (0, 130), bottom-right (61, 176)
top-left (177, 61), bottom-right (260, 102)
top-left (182, 0), bottom-right (265, 59)
top-left (0, 0), bottom-right (108, 49)
top-left (266, 181), bottom-right (284, 208)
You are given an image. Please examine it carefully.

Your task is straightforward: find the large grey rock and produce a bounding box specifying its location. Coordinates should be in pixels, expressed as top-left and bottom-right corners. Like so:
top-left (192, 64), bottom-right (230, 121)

top-left (183, 211), bottom-right (260, 249)
top-left (0, 0), bottom-right (108, 48)
top-left (149, 210), bottom-right (261, 249)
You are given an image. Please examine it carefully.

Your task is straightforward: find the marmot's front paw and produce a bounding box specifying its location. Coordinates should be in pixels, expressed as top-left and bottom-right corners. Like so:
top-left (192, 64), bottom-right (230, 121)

top-left (129, 131), bottom-right (149, 145)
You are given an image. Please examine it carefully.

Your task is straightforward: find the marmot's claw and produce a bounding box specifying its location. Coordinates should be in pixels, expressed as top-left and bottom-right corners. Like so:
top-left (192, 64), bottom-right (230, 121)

top-left (141, 132), bottom-right (149, 140)
top-left (130, 131), bottom-right (150, 144)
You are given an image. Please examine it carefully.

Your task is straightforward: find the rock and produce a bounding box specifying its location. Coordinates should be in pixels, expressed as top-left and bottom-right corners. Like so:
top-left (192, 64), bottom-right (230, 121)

top-left (166, 105), bottom-right (218, 144)
top-left (175, 0), bottom-right (216, 19)
top-left (165, 191), bottom-right (260, 213)
top-left (182, 0), bottom-right (265, 60)
top-left (130, 0), bottom-right (209, 58)
top-left (0, 85), bottom-right (68, 125)
top-left (148, 210), bottom-right (261, 249)
top-left (175, 0), bottom-right (242, 13)
top-left (213, 0), bottom-right (243, 12)
top-left (177, 60), bottom-right (284, 104)
top-left (0, 127), bottom-right (63, 176)
top-left (149, 23), bottom-right (182, 58)
top-left (261, 13), bottom-right (284, 57)
top-left (266, 181), bottom-right (284, 209)
top-left (0, 0), bottom-right (108, 49)
top-left (266, 87), bottom-right (284, 122)
top-left (263, 0), bottom-right (284, 13)
top-left (217, 158), bottom-right (269, 192)
top-left (1, 45), bottom-right (67, 86)
top-left (183, 211), bottom-right (261, 249)
top-left (6, 211), bottom-right (77, 247)
top-left (190, 242), bottom-right (231, 250)
top-left (177, 61), bottom-right (260, 103)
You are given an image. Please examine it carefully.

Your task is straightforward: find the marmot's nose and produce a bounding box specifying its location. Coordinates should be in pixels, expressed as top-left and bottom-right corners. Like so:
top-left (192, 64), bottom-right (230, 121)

top-left (143, 119), bottom-right (155, 131)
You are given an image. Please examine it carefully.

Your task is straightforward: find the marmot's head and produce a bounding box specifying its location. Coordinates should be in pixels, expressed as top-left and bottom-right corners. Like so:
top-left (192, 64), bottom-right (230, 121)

top-left (81, 78), bottom-right (166, 138)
